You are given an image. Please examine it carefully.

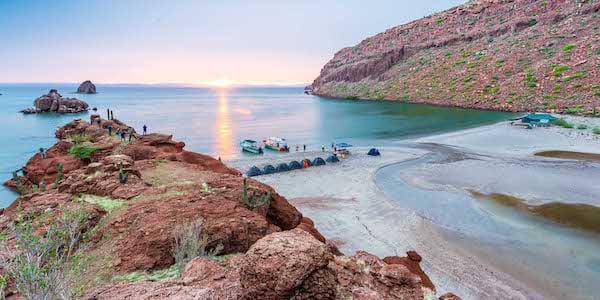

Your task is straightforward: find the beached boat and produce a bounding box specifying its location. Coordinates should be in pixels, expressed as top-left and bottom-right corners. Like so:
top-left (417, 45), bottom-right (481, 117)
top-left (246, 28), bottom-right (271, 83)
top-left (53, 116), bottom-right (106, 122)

top-left (263, 137), bottom-right (289, 152)
top-left (240, 139), bottom-right (263, 154)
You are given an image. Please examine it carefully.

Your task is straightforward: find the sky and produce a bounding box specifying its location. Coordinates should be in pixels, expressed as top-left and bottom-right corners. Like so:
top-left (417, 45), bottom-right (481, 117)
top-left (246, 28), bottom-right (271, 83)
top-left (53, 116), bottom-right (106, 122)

top-left (0, 0), bottom-right (465, 85)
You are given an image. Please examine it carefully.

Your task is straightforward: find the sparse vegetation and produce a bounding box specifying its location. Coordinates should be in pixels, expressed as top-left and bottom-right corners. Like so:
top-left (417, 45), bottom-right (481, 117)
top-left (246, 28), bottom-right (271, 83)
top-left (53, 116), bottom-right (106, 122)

top-left (172, 218), bottom-right (223, 273)
top-left (565, 105), bottom-right (585, 114)
top-left (242, 178), bottom-right (271, 209)
top-left (53, 163), bottom-right (63, 189)
top-left (577, 124), bottom-right (588, 130)
top-left (593, 128), bottom-right (600, 134)
top-left (11, 171), bottom-right (27, 195)
top-left (552, 118), bottom-right (574, 128)
top-left (346, 95), bottom-right (359, 100)
top-left (69, 145), bottom-right (99, 160)
top-left (118, 162), bottom-right (128, 184)
top-left (78, 194), bottom-right (125, 212)
top-left (4, 203), bottom-right (92, 299)
top-left (67, 133), bottom-right (92, 144)
top-left (552, 65), bottom-right (569, 77)
top-left (562, 44), bottom-right (576, 53)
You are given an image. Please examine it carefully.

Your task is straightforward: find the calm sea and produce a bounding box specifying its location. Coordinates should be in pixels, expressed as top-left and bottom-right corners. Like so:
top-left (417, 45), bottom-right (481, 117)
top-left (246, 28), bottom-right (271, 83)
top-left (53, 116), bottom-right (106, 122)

top-left (0, 84), bottom-right (512, 206)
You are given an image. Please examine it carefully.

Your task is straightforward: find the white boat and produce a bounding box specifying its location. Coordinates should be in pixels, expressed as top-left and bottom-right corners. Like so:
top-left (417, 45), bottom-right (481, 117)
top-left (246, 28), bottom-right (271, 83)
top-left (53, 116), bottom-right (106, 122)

top-left (263, 137), bottom-right (289, 152)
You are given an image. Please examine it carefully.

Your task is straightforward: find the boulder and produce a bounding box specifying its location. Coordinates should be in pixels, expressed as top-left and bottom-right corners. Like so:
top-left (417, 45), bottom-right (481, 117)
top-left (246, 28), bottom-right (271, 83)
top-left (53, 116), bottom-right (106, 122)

top-left (21, 89), bottom-right (89, 114)
top-left (77, 80), bottom-right (97, 94)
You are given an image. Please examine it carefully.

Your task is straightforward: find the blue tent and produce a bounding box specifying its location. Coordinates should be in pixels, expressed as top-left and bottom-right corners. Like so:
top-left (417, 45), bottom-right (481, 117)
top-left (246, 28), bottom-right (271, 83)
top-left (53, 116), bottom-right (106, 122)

top-left (326, 155), bottom-right (340, 163)
top-left (289, 160), bottom-right (302, 170)
top-left (262, 164), bottom-right (276, 174)
top-left (367, 148), bottom-right (381, 156)
top-left (275, 162), bottom-right (290, 173)
top-left (312, 157), bottom-right (326, 166)
top-left (246, 166), bottom-right (262, 177)
top-left (521, 113), bottom-right (557, 123)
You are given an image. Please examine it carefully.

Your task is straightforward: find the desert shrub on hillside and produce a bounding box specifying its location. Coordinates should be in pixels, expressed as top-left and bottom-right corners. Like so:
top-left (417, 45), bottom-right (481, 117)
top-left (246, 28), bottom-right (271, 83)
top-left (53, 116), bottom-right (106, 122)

top-left (3, 204), bottom-right (92, 299)
top-left (172, 218), bottom-right (223, 272)
top-left (68, 145), bottom-right (99, 160)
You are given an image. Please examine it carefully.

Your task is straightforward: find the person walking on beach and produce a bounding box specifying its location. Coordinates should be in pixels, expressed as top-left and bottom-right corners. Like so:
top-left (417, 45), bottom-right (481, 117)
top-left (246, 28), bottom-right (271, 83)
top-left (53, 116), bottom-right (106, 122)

top-left (296, 145), bottom-right (299, 152)
top-left (321, 145), bottom-right (325, 152)
top-left (143, 125), bottom-right (147, 135)
top-left (303, 144), bottom-right (306, 152)
top-left (107, 125), bottom-right (113, 136)
top-left (331, 142), bottom-right (334, 148)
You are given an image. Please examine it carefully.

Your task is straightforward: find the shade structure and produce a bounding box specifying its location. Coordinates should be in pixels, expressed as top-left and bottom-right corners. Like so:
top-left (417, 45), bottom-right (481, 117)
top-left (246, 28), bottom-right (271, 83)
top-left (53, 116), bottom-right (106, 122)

top-left (275, 162), bottom-right (290, 172)
top-left (246, 166), bottom-right (262, 177)
top-left (367, 148), bottom-right (381, 156)
top-left (289, 160), bottom-right (302, 170)
top-left (312, 157), bottom-right (326, 166)
top-left (326, 155), bottom-right (340, 163)
top-left (262, 164), bottom-right (276, 175)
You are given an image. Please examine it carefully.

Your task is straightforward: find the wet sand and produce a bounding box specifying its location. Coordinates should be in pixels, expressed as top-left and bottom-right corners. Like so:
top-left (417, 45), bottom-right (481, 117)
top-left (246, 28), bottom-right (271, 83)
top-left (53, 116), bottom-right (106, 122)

top-left (225, 119), bottom-right (600, 299)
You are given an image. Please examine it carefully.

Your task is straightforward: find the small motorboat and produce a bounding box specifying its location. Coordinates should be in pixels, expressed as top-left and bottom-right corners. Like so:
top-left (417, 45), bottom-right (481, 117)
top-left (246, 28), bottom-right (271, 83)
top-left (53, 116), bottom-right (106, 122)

top-left (263, 137), bottom-right (289, 152)
top-left (240, 139), bottom-right (263, 154)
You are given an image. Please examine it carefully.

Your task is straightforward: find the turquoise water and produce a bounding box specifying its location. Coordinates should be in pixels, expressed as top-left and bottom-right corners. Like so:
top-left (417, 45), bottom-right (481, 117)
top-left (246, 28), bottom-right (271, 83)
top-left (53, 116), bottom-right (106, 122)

top-left (0, 84), bottom-right (512, 206)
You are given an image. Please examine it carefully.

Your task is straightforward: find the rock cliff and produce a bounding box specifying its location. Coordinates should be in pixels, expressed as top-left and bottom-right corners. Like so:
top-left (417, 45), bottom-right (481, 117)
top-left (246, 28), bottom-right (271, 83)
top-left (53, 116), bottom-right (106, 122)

top-left (76, 80), bottom-right (97, 94)
top-left (20, 89), bottom-right (89, 114)
top-left (311, 0), bottom-right (600, 114)
top-left (1, 118), bottom-right (456, 299)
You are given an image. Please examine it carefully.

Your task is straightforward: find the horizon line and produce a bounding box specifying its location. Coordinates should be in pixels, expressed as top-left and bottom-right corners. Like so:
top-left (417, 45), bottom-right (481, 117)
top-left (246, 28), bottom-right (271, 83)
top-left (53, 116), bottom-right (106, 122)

top-left (0, 81), bottom-right (310, 88)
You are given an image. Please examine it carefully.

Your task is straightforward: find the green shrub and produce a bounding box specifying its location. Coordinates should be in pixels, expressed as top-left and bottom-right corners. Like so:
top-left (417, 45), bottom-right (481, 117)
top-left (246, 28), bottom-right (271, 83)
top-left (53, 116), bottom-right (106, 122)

top-left (67, 133), bottom-right (92, 144)
top-left (242, 178), bottom-right (270, 209)
top-left (11, 172), bottom-right (27, 195)
top-left (577, 124), bottom-right (588, 130)
top-left (78, 194), bottom-right (125, 212)
top-left (5, 204), bottom-right (91, 299)
top-left (552, 118), bottom-right (574, 128)
top-left (463, 74), bottom-right (475, 83)
top-left (564, 105), bottom-right (585, 114)
top-left (593, 128), bottom-right (600, 134)
top-left (346, 95), bottom-right (359, 100)
top-left (562, 44), bottom-right (576, 52)
top-left (552, 65), bottom-right (569, 77)
top-left (495, 59), bottom-right (504, 67)
top-left (527, 19), bottom-right (537, 26)
top-left (68, 145), bottom-right (99, 160)
top-left (53, 163), bottom-right (63, 189)
top-left (435, 17), bottom-right (444, 24)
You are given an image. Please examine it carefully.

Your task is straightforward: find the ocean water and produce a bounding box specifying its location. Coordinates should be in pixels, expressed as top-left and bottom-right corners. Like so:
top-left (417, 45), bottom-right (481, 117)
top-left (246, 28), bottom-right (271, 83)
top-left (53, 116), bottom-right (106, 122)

top-left (0, 83), bottom-right (512, 206)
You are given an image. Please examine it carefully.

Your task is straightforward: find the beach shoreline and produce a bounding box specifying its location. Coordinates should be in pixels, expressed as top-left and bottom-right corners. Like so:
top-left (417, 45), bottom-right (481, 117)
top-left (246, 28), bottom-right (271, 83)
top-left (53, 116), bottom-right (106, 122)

top-left (225, 117), bottom-right (600, 299)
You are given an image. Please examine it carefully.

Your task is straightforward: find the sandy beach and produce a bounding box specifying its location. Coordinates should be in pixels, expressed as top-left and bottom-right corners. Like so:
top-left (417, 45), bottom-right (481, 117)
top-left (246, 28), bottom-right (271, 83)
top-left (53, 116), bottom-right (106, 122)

top-left (226, 116), bottom-right (600, 300)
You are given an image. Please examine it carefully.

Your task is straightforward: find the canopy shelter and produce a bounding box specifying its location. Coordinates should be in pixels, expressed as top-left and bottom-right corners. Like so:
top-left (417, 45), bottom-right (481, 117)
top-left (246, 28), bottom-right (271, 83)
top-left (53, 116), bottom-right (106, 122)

top-left (326, 155), bottom-right (340, 163)
top-left (275, 162), bottom-right (290, 173)
top-left (335, 142), bottom-right (353, 148)
top-left (312, 157), bottom-right (326, 166)
top-left (521, 113), bottom-right (557, 123)
top-left (288, 160), bottom-right (302, 170)
top-left (262, 164), bottom-right (276, 175)
top-left (367, 148), bottom-right (381, 156)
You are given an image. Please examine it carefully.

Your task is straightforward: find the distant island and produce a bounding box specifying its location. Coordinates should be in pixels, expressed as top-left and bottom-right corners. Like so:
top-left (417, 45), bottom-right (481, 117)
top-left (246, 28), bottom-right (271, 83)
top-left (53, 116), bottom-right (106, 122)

top-left (77, 80), bottom-right (97, 94)
top-left (310, 0), bottom-right (600, 115)
top-left (20, 89), bottom-right (89, 114)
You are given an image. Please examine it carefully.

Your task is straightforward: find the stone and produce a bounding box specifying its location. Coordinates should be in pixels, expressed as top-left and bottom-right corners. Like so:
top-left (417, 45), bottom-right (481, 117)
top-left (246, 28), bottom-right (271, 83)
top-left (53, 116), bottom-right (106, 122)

top-left (77, 80), bottom-right (97, 94)
top-left (21, 89), bottom-right (89, 114)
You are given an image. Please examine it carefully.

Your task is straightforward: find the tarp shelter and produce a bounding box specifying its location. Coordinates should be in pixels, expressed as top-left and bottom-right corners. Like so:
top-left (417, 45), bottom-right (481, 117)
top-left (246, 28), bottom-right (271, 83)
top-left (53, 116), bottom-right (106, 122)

top-left (312, 157), bottom-right (326, 166)
top-left (521, 113), bottom-right (557, 123)
top-left (367, 148), bottom-right (381, 156)
top-left (326, 155), bottom-right (340, 163)
top-left (275, 163), bottom-right (290, 173)
top-left (288, 160), bottom-right (302, 170)
top-left (336, 142), bottom-right (353, 148)
top-left (246, 166), bottom-right (262, 177)
top-left (262, 164), bottom-right (276, 175)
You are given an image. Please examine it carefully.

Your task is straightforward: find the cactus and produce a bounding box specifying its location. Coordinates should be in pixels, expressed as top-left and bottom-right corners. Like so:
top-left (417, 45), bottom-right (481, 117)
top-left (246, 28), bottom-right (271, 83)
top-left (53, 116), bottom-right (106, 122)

top-left (119, 162), bottom-right (129, 184)
top-left (53, 163), bottom-right (63, 189)
top-left (32, 185), bottom-right (38, 193)
top-left (242, 178), bottom-right (270, 209)
top-left (12, 171), bottom-right (27, 195)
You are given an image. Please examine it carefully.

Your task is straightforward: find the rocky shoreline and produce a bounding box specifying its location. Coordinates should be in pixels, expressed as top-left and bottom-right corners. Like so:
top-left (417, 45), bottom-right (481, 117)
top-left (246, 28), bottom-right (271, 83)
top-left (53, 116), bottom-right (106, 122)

top-left (20, 89), bottom-right (89, 114)
top-left (0, 118), bottom-right (458, 299)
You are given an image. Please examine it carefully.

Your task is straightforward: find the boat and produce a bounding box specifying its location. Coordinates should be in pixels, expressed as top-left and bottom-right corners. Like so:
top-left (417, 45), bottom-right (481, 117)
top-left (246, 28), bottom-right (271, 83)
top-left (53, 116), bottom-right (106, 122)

top-left (240, 139), bottom-right (263, 154)
top-left (263, 137), bottom-right (289, 152)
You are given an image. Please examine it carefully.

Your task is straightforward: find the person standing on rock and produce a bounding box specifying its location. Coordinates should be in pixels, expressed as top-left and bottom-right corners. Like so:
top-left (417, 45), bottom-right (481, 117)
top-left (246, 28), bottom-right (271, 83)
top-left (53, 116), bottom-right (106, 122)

top-left (120, 129), bottom-right (126, 142)
top-left (143, 125), bottom-right (147, 135)
top-left (128, 127), bottom-right (133, 142)
top-left (107, 125), bottom-right (113, 136)
top-left (39, 147), bottom-right (47, 159)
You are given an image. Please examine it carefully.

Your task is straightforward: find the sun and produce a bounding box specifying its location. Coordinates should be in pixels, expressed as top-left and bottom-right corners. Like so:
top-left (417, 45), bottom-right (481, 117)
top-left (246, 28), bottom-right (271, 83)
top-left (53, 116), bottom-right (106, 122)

top-left (205, 79), bottom-right (234, 88)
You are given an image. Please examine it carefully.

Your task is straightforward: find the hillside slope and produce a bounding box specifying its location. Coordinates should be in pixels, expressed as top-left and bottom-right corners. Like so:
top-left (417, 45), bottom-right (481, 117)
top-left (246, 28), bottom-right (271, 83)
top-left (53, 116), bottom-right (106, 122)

top-left (310, 0), bottom-right (600, 114)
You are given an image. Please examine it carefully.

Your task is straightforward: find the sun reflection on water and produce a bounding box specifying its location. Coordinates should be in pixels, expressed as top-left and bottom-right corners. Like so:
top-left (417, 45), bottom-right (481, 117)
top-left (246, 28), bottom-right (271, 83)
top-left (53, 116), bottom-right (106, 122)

top-left (215, 90), bottom-right (235, 158)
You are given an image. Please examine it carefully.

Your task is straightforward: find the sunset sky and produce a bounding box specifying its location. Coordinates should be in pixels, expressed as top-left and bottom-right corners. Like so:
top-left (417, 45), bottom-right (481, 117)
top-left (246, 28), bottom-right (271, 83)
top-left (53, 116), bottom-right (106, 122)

top-left (0, 0), bottom-right (464, 85)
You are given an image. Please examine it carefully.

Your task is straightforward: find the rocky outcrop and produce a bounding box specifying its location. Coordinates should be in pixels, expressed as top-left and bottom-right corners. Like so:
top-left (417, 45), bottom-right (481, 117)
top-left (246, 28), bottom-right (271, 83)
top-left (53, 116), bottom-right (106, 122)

top-left (20, 89), bottom-right (89, 114)
top-left (76, 80), bottom-right (97, 94)
top-left (311, 0), bottom-right (600, 114)
top-left (2, 118), bottom-right (452, 299)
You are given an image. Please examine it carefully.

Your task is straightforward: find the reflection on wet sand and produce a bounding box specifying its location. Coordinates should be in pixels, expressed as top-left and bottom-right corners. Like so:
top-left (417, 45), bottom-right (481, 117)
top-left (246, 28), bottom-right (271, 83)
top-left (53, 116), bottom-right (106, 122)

top-left (470, 190), bottom-right (600, 234)
top-left (215, 90), bottom-right (235, 159)
top-left (535, 150), bottom-right (600, 161)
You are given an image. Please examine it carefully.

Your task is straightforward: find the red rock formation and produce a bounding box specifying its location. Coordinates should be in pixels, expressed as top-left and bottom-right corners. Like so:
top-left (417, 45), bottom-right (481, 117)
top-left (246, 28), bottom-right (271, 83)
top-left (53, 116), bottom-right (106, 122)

top-left (311, 0), bottom-right (600, 114)
top-left (1, 118), bottom-right (455, 299)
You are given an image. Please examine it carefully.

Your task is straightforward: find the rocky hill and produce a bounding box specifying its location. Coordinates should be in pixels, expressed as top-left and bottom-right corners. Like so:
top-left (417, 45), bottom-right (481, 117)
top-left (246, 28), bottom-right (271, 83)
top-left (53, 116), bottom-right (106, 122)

top-left (20, 89), bottom-right (89, 114)
top-left (0, 117), bottom-right (458, 299)
top-left (310, 0), bottom-right (600, 114)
